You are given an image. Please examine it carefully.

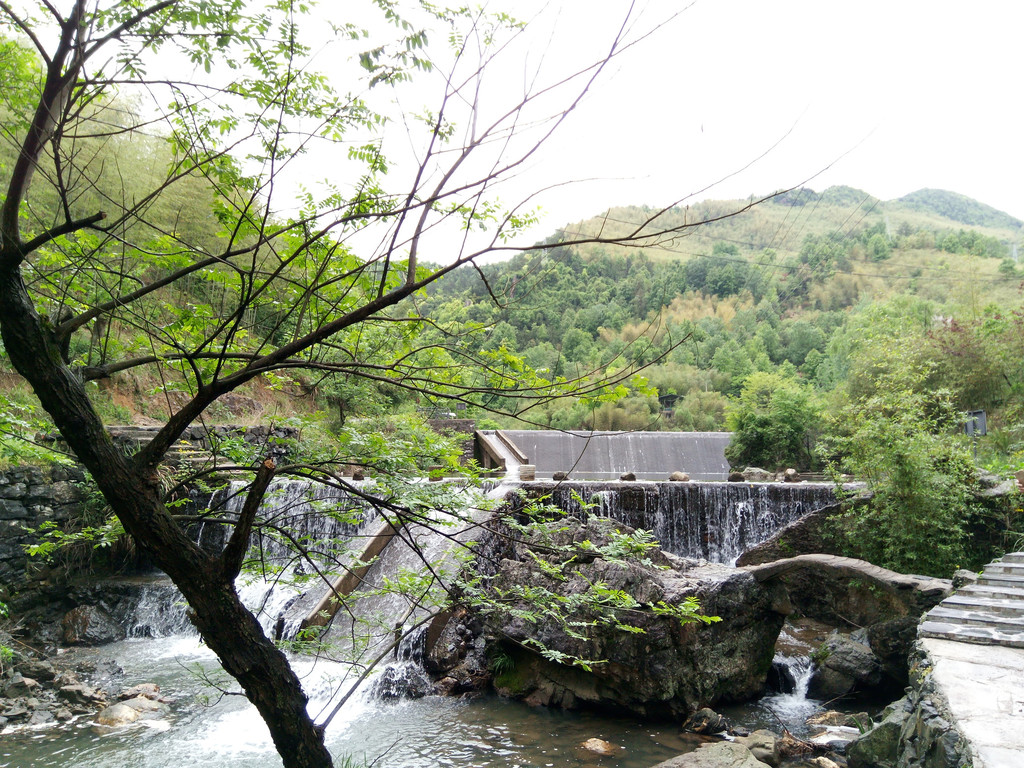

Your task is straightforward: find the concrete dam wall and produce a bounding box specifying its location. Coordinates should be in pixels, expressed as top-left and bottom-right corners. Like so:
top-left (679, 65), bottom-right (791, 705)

top-left (496, 430), bottom-right (732, 481)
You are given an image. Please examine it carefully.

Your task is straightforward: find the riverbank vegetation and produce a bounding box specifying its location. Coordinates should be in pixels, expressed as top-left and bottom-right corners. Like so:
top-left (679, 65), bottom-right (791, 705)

top-left (0, 2), bottom-right (1022, 764)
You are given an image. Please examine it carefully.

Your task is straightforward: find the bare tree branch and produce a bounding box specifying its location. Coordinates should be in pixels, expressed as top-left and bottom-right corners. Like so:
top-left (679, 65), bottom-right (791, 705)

top-left (221, 457), bottom-right (276, 581)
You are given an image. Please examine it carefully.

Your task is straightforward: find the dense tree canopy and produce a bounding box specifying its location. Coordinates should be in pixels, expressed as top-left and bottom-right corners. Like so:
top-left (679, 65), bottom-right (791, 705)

top-left (724, 371), bottom-right (820, 471)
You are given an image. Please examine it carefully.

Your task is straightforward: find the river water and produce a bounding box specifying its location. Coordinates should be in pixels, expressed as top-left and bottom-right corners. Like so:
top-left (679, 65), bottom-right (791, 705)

top-left (0, 634), bottom-right (702, 768)
top-left (0, 624), bottom-right (850, 768)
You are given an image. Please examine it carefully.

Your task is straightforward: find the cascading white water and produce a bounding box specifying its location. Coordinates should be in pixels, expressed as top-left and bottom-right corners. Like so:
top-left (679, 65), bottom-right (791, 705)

top-left (737, 651), bottom-right (845, 742)
top-left (114, 576), bottom-right (196, 638)
top-left (132, 477), bottom-right (837, 654)
top-left (172, 478), bottom-right (838, 645)
top-left (203, 478), bottom-right (380, 559)
top-left (544, 481), bottom-right (836, 563)
top-left (194, 477), bottom-right (385, 636)
top-left (313, 481), bottom-right (505, 669)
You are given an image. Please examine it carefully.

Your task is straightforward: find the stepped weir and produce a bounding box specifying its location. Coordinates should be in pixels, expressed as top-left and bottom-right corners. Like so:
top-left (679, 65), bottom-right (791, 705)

top-left (193, 476), bottom-right (836, 641)
top-left (536, 481), bottom-right (835, 562)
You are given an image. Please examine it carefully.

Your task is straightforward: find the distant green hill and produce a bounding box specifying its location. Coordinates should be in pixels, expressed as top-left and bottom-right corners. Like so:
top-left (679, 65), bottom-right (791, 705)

top-left (552, 186), bottom-right (1022, 265)
top-left (892, 188), bottom-right (1023, 230)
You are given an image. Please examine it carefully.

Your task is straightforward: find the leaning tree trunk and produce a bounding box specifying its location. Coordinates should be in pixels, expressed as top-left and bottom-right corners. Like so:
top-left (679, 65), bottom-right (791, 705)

top-left (0, 268), bottom-right (334, 768)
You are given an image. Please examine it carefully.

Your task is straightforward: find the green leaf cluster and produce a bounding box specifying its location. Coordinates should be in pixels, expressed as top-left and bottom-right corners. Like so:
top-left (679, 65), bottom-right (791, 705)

top-left (458, 493), bottom-right (718, 670)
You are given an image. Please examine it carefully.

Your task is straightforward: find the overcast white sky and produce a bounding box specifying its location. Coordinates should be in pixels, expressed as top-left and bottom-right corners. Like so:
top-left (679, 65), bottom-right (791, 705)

top-left (453, 0), bottom-right (1024, 238)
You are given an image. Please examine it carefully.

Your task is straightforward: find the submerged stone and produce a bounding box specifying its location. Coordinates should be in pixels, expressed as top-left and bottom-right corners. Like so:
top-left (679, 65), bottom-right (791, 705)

top-left (652, 741), bottom-right (772, 768)
top-left (732, 730), bottom-right (779, 767)
top-left (684, 708), bottom-right (730, 734)
top-left (578, 737), bottom-right (616, 756)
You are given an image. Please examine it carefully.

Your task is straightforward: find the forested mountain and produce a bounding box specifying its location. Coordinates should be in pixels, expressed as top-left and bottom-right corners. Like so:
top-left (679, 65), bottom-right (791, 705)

top-left (2, 117), bottom-right (1021, 467)
top-left (549, 186), bottom-right (1020, 265)
top-left (419, 186), bottom-right (1024, 444)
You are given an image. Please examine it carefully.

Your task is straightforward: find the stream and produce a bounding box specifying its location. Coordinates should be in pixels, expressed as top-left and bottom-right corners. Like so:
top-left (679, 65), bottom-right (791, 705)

top-left (0, 635), bottom-right (703, 768)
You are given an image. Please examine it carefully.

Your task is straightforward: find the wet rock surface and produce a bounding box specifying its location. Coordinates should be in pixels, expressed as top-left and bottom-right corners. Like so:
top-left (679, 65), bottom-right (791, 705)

top-left (0, 632), bottom-right (169, 734)
top-left (61, 604), bottom-right (128, 646)
top-left (807, 633), bottom-right (883, 700)
top-left (683, 707), bottom-right (731, 735)
top-left (847, 659), bottom-right (968, 767)
top-left (424, 607), bottom-right (490, 696)
top-left (736, 500), bottom-right (858, 566)
top-left (577, 737), bottom-right (617, 756)
top-left (732, 729), bottom-right (779, 766)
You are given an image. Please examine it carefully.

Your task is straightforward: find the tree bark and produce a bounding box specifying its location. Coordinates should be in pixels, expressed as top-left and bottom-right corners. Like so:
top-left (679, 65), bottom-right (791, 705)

top-left (0, 266), bottom-right (334, 768)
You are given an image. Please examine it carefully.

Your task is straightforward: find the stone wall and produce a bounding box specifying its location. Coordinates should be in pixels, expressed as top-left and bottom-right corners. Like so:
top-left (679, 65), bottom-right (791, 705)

top-left (0, 464), bottom-right (86, 605)
top-left (108, 424), bottom-right (300, 461)
top-left (426, 418), bottom-right (476, 466)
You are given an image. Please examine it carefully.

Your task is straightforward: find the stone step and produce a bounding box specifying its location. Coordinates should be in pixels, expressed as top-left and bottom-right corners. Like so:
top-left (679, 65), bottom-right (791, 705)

top-left (167, 450), bottom-right (218, 462)
top-left (927, 605), bottom-right (1024, 632)
top-left (960, 582), bottom-right (1024, 601)
top-left (166, 446), bottom-right (211, 456)
top-left (941, 594), bottom-right (1024, 618)
top-left (976, 572), bottom-right (1024, 589)
top-left (918, 620), bottom-right (1024, 648)
top-left (107, 428), bottom-right (163, 442)
top-left (997, 551), bottom-right (1024, 565)
top-left (983, 561), bottom-right (1024, 576)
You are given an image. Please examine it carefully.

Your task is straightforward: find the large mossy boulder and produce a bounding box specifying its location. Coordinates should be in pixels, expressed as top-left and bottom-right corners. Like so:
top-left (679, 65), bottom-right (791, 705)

top-left (807, 633), bottom-right (883, 700)
top-left (467, 515), bottom-right (791, 719)
top-left (847, 703), bottom-right (910, 768)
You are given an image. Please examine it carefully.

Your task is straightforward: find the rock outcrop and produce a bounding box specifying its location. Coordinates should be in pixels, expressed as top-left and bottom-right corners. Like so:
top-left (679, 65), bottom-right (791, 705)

top-left (744, 554), bottom-right (949, 695)
top-left (459, 515), bottom-right (790, 719)
top-left (735, 500), bottom-right (853, 565)
top-left (807, 632), bottom-right (885, 700)
top-left (0, 643), bottom-right (171, 733)
top-left (651, 741), bottom-right (773, 768)
top-left (742, 554), bottom-right (950, 628)
top-left (60, 605), bottom-right (127, 646)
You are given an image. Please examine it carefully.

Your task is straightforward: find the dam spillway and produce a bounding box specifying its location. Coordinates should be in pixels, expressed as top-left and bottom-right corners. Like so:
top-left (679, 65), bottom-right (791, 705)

top-left (487, 430), bottom-right (732, 481)
top-left (187, 476), bottom-right (835, 640)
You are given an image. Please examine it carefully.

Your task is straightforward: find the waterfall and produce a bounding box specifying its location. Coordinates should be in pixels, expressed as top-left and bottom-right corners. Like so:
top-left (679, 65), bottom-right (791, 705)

top-left (768, 653), bottom-right (814, 697)
top-left (201, 478), bottom-right (379, 561)
top-left (758, 653), bottom-right (821, 727)
top-left (540, 481), bottom-right (836, 563)
top-left (109, 576), bottom-right (197, 638)
top-left (205, 478), bottom-right (385, 636)
top-left (122, 478), bottom-right (832, 652)
top-left (112, 478), bottom-right (386, 640)
top-left (313, 482), bottom-right (503, 649)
